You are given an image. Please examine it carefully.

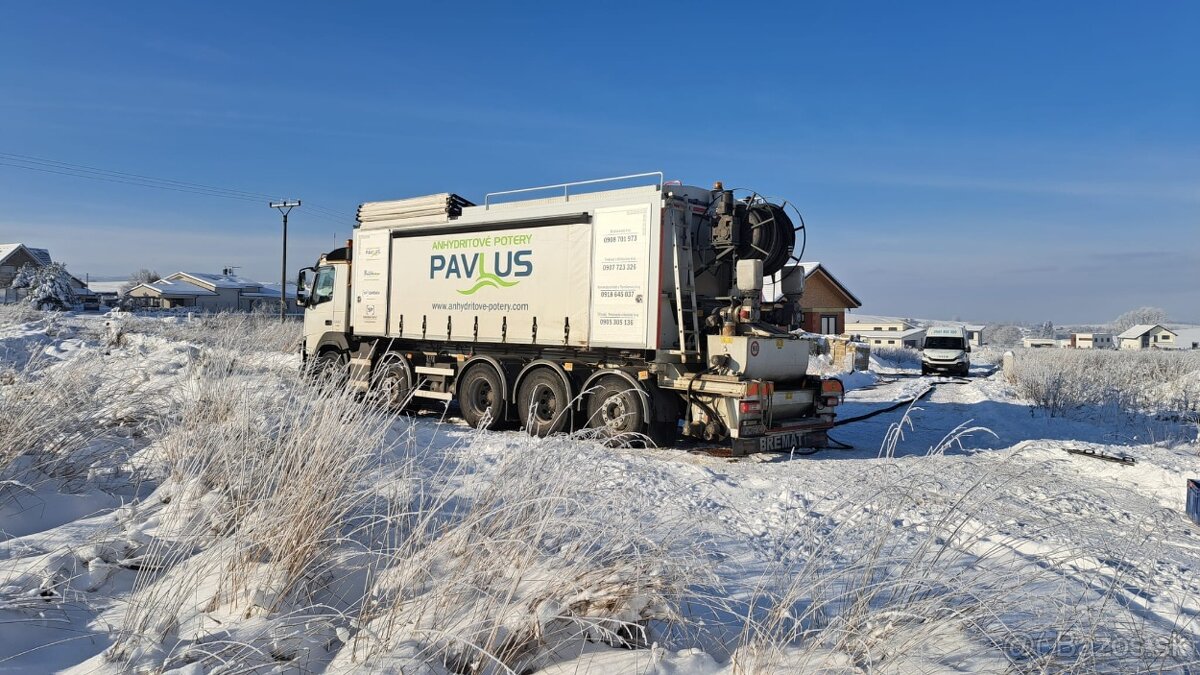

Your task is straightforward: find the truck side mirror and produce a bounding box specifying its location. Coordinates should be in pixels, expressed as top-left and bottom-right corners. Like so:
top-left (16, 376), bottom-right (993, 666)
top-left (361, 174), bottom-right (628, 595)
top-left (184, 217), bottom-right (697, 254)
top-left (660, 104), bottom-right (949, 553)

top-left (296, 268), bottom-right (311, 306)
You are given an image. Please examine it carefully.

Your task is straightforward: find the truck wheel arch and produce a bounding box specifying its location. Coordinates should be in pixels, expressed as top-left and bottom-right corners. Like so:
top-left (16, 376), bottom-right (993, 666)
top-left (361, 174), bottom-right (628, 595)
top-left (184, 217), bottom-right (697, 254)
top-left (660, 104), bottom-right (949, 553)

top-left (581, 369), bottom-right (652, 424)
top-left (514, 360), bottom-right (576, 411)
top-left (458, 355), bottom-right (514, 403)
top-left (315, 332), bottom-right (350, 355)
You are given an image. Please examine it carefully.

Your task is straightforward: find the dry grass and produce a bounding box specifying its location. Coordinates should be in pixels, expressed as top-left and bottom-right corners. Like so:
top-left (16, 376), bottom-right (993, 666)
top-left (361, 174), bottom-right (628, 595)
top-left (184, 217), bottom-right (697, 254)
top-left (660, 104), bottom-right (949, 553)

top-left (1006, 348), bottom-right (1200, 418)
top-left (2, 310), bottom-right (1198, 673)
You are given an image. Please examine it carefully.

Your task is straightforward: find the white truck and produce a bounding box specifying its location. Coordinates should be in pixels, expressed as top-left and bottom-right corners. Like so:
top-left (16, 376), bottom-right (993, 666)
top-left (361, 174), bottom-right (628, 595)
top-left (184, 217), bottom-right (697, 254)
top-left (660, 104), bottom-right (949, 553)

top-left (297, 173), bottom-right (843, 455)
top-left (920, 326), bottom-right (972, 376)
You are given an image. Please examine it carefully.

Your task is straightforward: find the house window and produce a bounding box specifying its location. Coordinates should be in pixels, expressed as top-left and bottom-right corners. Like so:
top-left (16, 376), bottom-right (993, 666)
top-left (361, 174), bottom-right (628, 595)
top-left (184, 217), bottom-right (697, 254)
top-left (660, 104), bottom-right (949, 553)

top-left (888, 326), bottom-right (898, 331)
top-left (820, 315), bottom-right (838, 334)
top-left (887, 340), bottom-right (895, 345)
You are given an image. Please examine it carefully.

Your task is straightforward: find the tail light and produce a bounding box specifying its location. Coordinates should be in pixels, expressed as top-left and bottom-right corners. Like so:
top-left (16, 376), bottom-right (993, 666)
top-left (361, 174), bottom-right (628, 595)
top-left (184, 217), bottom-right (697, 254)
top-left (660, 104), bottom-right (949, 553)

top-left (821, 378), bottom-right (844, 407)
top-left (739, 400), bottom-right (762, 415)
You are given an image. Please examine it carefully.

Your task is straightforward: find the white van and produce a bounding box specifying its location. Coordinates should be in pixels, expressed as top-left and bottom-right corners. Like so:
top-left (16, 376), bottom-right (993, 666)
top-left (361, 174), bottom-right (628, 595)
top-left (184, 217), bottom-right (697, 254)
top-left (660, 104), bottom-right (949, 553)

top-left (921, 326), bottom-right (971, 376)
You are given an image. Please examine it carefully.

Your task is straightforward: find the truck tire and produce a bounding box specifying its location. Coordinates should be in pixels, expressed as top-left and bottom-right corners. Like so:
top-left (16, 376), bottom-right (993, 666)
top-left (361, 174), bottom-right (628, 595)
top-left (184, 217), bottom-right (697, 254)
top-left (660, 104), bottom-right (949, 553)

top-left (586, 376), bottom-right (647, 442)
top-left (517, 368), bottom-right (572, 437)
top-left (458, 363), bottom-right (506, 430)
top-left (312, 349), bottom-right (348, 385)
top-left (374, 353), bottom-right (414, 411)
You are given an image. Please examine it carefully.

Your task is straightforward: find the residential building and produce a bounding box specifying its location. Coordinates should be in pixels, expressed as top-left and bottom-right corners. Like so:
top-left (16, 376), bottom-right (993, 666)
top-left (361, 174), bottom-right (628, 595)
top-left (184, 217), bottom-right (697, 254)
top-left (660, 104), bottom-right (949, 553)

top-left (1116, 324), bottom-right (1178, 350)
top-left (854, 327), bottom-right (927, 349)
top-left (767, 262), bottom-right (862, 335)
top-left (1022, 337), bottom-right (1060, 348)
top-left (962, 325), bottom-right (985, 346)
top-left (846, 316), bottom-right (913, 333)
top-left (126, 272), bottom-right (296, 312)
top-left (1168, 327), bottom-right (1200, 350)
top-left (844, 316), bottom-right (926, 349)
top-left (0, 242), bottom-right (91, 304)
top-left (1069, 332), bottom-right (1114, 349)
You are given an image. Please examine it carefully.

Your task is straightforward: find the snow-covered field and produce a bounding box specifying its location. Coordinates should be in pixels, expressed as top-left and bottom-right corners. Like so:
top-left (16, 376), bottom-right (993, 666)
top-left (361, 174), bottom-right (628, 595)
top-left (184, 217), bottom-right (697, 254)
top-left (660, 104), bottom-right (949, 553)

top-left (2, 310), bottom-right (1199, 673)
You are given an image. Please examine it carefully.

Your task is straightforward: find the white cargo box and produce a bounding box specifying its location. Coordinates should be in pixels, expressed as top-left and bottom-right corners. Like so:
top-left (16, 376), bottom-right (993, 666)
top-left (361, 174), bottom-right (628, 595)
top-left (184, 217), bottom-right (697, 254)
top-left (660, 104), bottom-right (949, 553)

top-left (351, 186), bottom-right (665, 350)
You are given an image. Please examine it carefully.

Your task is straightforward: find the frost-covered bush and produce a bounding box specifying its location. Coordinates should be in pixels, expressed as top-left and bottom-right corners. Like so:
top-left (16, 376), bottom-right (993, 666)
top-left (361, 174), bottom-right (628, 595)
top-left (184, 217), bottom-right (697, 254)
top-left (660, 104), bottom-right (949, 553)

top-left (1007, 348), bottom-right (1200, 417)
top-left (11, 262), bottom-right (78, 311)
top-left (115, 310), bottom-right (302, 355)
top-left (871, 346), bottom-right (922, 371)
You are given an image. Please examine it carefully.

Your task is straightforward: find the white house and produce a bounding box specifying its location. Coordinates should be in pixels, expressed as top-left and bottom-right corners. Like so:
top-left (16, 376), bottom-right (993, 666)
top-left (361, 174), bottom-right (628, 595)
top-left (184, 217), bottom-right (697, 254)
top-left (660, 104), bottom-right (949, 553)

top-left (1116, 324), bottom-right (1178, 350)
top-left (846, 316), bottom-right (914, 333)
top-left (854, 327), bottom-right (926, 349)
top-left (1022, 337), bottom-right (1060, 349)
top-left (1168, 327), bottom-right (1200, 350)
top-left (1070, 332), bottom-right (1115, 349)
top-left (844, 318), bottom-right (926, 349)
top-left (126, 272), bottom-right (295, 312)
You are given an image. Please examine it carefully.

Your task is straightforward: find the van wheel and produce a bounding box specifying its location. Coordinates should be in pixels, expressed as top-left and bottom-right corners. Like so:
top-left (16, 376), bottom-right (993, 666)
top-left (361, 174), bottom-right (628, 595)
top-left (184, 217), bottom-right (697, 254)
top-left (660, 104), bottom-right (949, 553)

top-left (458, 363), bottom-right (506, 430)
top-left (586, 376), bottom-right (647, 442)
top-left (517, 369), bottom-right (571, 437)
top-left (374, 353), bottom-right (414, 411)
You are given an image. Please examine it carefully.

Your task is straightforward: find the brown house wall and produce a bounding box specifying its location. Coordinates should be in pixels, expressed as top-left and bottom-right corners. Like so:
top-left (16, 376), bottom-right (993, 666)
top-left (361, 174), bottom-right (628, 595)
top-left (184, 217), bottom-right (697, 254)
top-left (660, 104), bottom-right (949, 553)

top-left (0, 249), bottom-right (43, 288)
top-left (798, 270), bottom-right (856, 335)
top-left (798, 272), bottom-right (852, 311)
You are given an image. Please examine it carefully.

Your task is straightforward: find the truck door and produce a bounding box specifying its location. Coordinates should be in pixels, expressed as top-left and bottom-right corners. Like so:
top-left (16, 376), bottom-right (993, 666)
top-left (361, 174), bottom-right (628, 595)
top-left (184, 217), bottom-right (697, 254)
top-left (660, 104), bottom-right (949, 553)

top-left (303, 263), bottom-right (350, 354)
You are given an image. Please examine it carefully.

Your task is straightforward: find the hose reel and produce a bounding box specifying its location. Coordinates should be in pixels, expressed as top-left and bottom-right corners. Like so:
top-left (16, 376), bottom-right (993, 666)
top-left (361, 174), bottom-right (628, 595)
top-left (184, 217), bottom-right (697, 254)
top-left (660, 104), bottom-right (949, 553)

top-left (703, 189), bottom-right (807, 280)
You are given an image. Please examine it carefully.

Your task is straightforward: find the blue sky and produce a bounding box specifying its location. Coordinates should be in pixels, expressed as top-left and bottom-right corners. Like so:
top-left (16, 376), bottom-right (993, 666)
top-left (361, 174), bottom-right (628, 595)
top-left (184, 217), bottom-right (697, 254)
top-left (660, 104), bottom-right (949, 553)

top-left (1, 2), bottom-right (1196, 323)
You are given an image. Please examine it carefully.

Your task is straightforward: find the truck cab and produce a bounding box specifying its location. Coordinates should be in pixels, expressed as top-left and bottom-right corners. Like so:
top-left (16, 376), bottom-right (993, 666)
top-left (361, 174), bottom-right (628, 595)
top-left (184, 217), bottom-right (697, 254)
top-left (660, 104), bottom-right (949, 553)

top-left (920, 326), bottom-right (971, 376)
top-left (296, 246), bottom-right (352, 375)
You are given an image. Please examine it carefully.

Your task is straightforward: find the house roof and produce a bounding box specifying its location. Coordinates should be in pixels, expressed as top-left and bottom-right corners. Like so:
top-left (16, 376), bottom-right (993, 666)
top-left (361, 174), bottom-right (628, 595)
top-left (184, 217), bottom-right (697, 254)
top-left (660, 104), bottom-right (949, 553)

top-left (85, 281), bottom-right (130, 294)
top-left (167, 271), bottom-right (262, 290)
top-left (0, 243), bottom-right (52, 267)
top-left (847, 315), bottom-right (911, 326)
top-left (788, 262), bottom-right (862, 308)
top-left (1169, 327), bottom-right (1200, 348)
top-left (1116, 324), bottom-right (1176, 340)
top-left (134, 278), bottom-right (219, 297)
top-left (242, 282), bottom-right (297, 299)
top-left (853, 327), bottom-right (927, 340)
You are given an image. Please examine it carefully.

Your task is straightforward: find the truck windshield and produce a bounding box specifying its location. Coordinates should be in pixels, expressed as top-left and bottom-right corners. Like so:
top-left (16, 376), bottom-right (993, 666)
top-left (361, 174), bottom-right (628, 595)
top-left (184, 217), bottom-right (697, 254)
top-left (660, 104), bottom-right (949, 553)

top-left (313, 267), bottom-right (335, 303)
top-left (926, 333), bottom-right (964, 348)
top-left (924, 336), bottom-right (965, 350)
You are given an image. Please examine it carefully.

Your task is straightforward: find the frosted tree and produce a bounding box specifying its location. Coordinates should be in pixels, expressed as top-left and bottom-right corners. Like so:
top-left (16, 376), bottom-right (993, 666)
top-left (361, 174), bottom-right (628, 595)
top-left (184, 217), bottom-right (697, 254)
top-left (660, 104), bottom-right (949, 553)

top-left (1039, 321), bottom-right (1055, 338)
top-left (119, 268), bottom-right (160, 296)
top-left (1112, 306), bottom-right (1168, 332)
top-left (987, 324), bottom-right (1023, 347)
top-left (10, 263), bottom-right (37, 290)
top-left (12, 263), bottom-right (78, 310)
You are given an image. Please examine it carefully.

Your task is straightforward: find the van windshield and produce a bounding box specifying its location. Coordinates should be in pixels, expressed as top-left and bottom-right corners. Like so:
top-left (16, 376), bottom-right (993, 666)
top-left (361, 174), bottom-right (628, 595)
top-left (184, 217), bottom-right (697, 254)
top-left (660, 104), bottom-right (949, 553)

top-left (924, 336), bottom-right (965, 350)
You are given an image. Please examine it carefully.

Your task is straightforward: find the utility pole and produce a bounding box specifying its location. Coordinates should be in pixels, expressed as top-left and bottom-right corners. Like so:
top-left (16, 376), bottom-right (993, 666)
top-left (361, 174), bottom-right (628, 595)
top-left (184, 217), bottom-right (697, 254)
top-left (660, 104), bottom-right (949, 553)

top-left (269, 200), bottom-right (301, 321)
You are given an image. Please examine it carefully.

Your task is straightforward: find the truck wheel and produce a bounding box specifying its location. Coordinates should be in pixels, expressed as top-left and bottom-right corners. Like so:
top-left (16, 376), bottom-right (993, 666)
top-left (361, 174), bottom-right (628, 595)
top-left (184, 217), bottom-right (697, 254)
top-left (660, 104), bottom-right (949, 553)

top-left (374, 353), bottom-right (414, 411)
top-left (517, 368), bottom-right (571, 437)
top-left (312, 349), bottom-right (348, 385)
top-left (458, 363), bottom-right (506, 430)
top-left (586, 377), bottom-right (647, 442)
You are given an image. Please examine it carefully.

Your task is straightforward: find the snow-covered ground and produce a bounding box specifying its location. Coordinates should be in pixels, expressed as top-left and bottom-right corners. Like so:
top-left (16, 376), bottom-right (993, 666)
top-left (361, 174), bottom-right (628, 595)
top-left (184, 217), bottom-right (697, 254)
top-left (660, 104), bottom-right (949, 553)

top-left (1, 311), bottom-right (1199, 673)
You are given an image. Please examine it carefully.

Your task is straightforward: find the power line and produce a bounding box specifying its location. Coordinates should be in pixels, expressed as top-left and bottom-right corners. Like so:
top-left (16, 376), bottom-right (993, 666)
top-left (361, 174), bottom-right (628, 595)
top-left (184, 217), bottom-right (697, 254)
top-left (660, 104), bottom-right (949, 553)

top-left (0, 151), bottom-right (282, 201)
top-left (0, 150), bottom-right (356, 226)
top-left (0, 159), bottom-right (264, 202)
